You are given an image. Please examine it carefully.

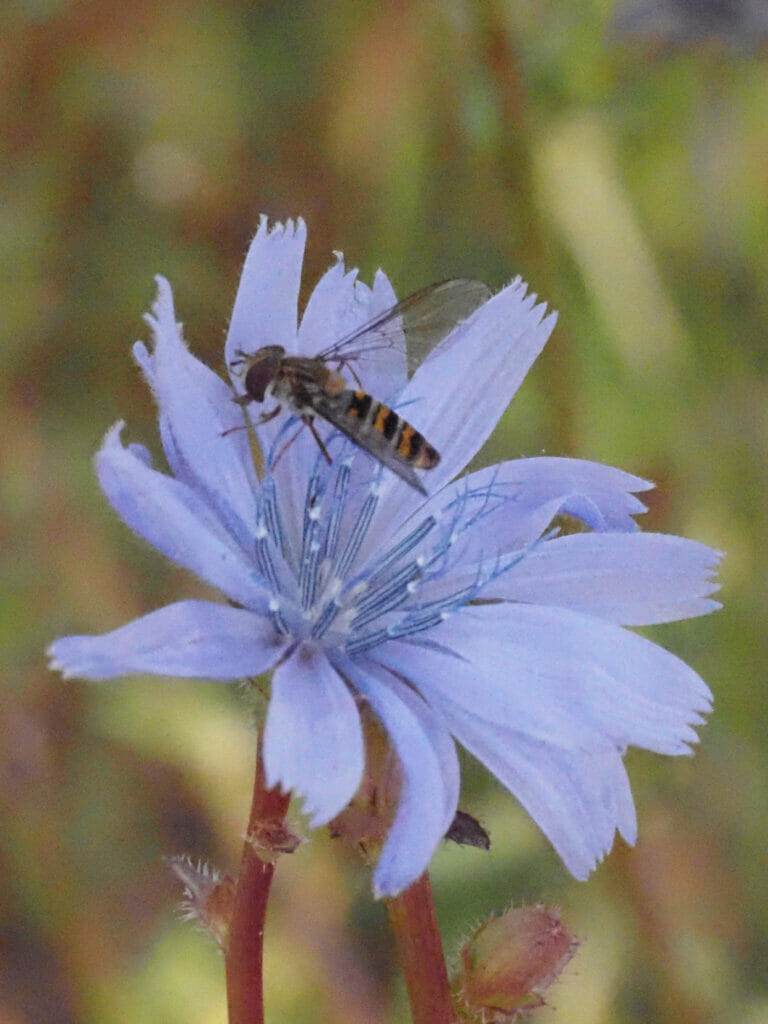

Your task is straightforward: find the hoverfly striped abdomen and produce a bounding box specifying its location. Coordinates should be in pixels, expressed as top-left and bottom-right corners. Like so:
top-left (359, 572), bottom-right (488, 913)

top-left (338, 389), bottom-right (440, 471)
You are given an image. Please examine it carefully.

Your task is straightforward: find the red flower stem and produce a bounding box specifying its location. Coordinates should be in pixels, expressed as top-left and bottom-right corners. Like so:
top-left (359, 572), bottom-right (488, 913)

top-left (386, 872), bottom-right (457, 1024)
top-left (226, 734), bottom-right (290, 1024)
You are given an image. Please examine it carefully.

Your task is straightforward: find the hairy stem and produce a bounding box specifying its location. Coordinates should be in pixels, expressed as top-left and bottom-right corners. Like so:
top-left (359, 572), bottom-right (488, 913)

top-left (225, 733), bottom-right (291, 1024)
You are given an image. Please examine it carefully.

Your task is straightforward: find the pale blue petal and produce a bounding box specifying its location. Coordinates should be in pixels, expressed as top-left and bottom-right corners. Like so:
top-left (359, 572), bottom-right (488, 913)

top-left (354, 455), bottom-right (654, 606)
top-left (489, 532), bottom-right (722, 624)
top-left (96, 423), bottom-right (266, 611)
top-left (134, 277), bottom-right (259, 545)
top-left (414, 604), bottom-right (712, 754)
top-left (337, 269), bottom-right (406, 403)
top-left (264, 644), bottom-right (364, 825)
top-left (439, 710), bottom-right (637, 878)
top-left (336, 653), bottom-right (460, 897)
top-left (429, 456), bottom-right (650, 562)
top-left (334, 281), bottom-right (555, 531)
top-left (48, 601), bottom-right (287, 681)
top-left (459, 455), bottom-right (650, 532)
top-left (296, 260), bottom-right (404, 399)
top-left (354, 451), bottom-right (649, 585)
top-left (373, 627), bottom-right (640, 876)
top-left (400, 280), bottom-right (557, 488)
top-left (225, 216), bottom-right (306, 368)
top-left (360, 269), bottom-right (406, 402)
top-left (296, 258), bottom-right (359, 354)
top-left (375, 636), bottom-right (607, 753)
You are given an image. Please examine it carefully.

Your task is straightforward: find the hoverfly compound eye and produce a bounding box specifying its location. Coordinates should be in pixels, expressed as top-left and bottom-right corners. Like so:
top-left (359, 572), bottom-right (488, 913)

top-left (243, 347), bottom-right (283, 403)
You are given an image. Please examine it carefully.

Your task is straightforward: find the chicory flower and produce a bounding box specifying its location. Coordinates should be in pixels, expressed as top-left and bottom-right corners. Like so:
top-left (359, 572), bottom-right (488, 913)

top-left (49, 217), bottom-right (720, 896)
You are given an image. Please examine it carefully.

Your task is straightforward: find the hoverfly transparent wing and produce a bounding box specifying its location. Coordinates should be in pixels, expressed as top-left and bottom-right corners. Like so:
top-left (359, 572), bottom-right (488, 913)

top-left (317, 279), bottom-right (492, 377)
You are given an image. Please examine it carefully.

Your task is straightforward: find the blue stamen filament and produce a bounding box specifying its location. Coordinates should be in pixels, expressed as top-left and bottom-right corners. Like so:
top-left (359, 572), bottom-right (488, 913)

top-left (310, 594), bottom-right (342, 638)
top-left (364, 515), bottom-right (436, 584)
top-left (299, 470), bottom-right (326, 610)
top-left (341, 485), bottom-right (537, 655)
top-left (268, 596), bottom-right (290, 635)
top-left (260, 477), bottom-right (285, 553)
top-left (335, 481), bottom-right (380, 580)
top-left (324, 459), bottom-right (351, 561)
top-left (350, 560), bottom-right (421, 631)
top-left (254, 521), bottom-right (281, 594)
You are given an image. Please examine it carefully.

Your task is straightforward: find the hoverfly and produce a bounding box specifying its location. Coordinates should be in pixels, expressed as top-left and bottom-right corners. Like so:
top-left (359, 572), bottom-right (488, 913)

top-left (230, 278), bottom-right (492, 495)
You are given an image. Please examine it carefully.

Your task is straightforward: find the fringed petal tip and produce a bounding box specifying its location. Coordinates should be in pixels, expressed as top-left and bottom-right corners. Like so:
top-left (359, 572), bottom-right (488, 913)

top-left (152, 273), bottom-right (174, 305)
top-left (46, 635), bottom-right (111, 683)
top-left (256, 213), bottom-right (306, 240)
top-left (372, 874), bottom-right (401, 901)
top-left (98, 420), bottom-right (126, 452)
top-left (46, 642), bottom-right (73, 680)
top-left (132, 340), bottom-right (150, 373)
top-left (139, 275), bottom-right (177, 335)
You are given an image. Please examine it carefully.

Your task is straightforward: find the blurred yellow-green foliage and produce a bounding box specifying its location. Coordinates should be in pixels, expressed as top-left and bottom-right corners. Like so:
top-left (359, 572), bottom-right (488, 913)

top-left (2, 1), bottom-right (767, 1021)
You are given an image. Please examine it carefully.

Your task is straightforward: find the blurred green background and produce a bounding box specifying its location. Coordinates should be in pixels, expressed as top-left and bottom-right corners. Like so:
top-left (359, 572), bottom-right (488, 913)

top-left (2, 1), bottom-right (766, 1021)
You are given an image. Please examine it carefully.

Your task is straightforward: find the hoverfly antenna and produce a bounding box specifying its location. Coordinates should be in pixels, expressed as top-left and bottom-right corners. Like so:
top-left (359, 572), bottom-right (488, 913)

top-left (228, 349), bottom-right (248, 374)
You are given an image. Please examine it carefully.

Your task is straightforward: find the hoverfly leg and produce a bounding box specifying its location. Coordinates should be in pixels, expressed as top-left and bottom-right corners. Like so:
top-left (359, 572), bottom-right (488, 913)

top-left (347, 362), bottom-right (363, 389)
top-left (270, 419), bottom-right (308, 470)
top-left (269, 416), bottom-right (332, 473)
top-left (257, 405), bottom-right (282, 426)
top-left (221, 423), bottom-right (248, 438)
top-left (222, 401), bottom-right (281, 439)
top-left (305, 416), bottom-right (333, 464)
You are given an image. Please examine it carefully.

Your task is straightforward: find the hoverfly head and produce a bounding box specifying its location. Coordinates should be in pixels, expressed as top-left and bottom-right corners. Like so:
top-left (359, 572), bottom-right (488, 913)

top-left (237, 345), bottom-right (285, 403)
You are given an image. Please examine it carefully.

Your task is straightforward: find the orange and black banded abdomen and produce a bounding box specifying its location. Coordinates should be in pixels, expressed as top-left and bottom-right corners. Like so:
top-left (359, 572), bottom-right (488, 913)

top-left (343, 389), bottom-right (440, 469)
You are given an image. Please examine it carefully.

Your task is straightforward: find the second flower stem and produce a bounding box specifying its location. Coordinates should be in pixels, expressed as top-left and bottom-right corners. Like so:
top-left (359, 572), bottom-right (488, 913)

top-left (386, 872), bottom-right (457, 1024)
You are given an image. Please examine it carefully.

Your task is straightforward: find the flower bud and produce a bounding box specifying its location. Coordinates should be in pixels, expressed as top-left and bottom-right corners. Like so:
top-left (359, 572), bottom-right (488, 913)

top-left (456, 904), bottom-right (578, 1019)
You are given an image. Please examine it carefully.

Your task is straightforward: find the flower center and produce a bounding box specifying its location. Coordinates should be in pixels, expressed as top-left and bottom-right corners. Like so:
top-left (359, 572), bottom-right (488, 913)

top-left (252, 453), bottom-right (531, 655)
